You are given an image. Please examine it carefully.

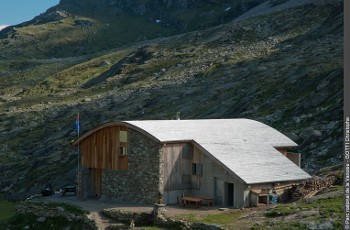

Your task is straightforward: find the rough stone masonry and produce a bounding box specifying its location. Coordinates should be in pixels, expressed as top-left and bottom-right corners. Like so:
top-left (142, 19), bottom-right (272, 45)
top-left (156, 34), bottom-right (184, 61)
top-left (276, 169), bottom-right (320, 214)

top-left (102, 129), bottom-right (164, 204)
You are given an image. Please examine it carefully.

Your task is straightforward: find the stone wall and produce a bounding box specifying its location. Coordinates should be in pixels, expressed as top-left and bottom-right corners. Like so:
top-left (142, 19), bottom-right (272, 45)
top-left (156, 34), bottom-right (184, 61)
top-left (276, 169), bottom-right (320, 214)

top-left (77, 169), bottom-right (90, 200)
top-left (102, 206), bottom-right (226, 230)
top-left (16, 203), bottom-right (96, 229)
top-left (102, 129), bottom-right (163, 204)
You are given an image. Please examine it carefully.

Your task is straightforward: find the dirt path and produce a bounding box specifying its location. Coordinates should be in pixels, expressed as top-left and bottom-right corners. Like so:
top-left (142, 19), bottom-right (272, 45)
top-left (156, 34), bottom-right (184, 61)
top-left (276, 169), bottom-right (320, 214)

top-left (87, 211), bottom-right (111, 230)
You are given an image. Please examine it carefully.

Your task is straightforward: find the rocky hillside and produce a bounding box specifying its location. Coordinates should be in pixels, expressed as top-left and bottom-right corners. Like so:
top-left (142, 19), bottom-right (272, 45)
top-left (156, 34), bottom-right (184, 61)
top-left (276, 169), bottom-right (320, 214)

top-left (0, 0), bottom-right (343, 200)
top-left (0, 0), bottom-right (261, 59)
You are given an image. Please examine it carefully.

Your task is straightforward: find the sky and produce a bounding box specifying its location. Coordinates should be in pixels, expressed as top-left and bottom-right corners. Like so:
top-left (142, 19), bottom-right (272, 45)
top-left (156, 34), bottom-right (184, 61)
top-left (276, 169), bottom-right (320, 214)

top-left (0, 0), bottom-right (60, 30)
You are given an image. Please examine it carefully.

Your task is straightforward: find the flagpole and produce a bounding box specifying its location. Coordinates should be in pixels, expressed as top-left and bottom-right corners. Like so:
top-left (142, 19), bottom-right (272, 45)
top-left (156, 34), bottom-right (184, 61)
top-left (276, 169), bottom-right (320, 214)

top-left (77, 112), bottom-right (80, 174)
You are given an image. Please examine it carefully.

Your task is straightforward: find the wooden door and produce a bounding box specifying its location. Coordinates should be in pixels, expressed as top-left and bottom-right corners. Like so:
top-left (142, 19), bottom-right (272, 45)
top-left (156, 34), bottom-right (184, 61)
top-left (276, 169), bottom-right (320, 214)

top-left (227, 183), bottom-right (234, 207)
top-left (91, 168), bottom-right (102, 198)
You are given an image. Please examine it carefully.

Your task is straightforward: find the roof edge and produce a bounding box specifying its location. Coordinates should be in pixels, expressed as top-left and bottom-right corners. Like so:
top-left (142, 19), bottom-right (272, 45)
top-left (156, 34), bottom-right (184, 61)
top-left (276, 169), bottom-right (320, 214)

top-left (122, 121), bottom-right (161, 142)
top-left (72, 121), bottom-right (161, 146)
top-left (246, 176), bottom-right (312, 185)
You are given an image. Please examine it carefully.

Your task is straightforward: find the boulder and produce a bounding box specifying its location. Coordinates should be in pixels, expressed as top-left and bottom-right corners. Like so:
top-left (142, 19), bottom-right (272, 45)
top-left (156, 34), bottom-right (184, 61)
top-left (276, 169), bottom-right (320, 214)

top-left (36, 216), bottom-right (47, 223)
top-left (299, 128), bottom-right (322, 147)
top-left (98, 60), bottom-right (111, 67)
top-left (74, 19), bottom-right (94, 26)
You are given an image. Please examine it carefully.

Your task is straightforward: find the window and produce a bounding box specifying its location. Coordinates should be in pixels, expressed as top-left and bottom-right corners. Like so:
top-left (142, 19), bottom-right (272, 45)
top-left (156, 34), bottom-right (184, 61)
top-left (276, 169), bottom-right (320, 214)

top-left (119, 146), bottom-right (127, 156)
top-left (119, 131), bottom-right (128, 143)
top-left (118, 130), bottom-right (128, 156)
top-left (192, 163), bottom-right (202, 176)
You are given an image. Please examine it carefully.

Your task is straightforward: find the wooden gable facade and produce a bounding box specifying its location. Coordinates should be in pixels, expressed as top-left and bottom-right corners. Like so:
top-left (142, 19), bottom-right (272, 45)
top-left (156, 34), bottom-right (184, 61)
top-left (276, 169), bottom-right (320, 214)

top-left (80, 125), bottom-right (129, 170)
top-left (77, 124), bottom-right (131, 198)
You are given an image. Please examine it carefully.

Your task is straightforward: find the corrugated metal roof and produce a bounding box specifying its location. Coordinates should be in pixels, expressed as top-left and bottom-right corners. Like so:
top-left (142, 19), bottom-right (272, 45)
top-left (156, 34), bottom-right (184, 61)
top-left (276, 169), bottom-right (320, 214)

top-left (124, 119), bottom-right (311, 184)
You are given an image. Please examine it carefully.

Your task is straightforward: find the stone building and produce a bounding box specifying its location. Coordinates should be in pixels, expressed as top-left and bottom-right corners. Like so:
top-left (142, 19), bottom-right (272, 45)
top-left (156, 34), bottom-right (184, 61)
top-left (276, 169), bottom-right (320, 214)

top-left (75, 119), bottom-right (311, 208)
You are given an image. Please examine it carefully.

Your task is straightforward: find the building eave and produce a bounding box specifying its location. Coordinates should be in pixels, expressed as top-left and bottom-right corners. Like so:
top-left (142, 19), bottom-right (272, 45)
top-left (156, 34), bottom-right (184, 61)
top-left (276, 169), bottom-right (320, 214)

top-left (72, 121), bottom-right (162, 146)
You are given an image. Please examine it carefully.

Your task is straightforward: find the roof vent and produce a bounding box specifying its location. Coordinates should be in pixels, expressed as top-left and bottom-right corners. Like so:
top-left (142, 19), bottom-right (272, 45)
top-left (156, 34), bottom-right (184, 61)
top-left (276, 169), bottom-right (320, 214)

top-left (176, 112), bottom-right (181, 120)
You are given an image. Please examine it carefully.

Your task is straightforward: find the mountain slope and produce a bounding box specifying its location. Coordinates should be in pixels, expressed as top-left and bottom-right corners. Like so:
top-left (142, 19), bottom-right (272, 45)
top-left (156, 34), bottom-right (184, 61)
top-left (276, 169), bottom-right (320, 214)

top-left (0, 0), bottom-right (261, 59)
top-left (0, 0), bottom-right (343, 200)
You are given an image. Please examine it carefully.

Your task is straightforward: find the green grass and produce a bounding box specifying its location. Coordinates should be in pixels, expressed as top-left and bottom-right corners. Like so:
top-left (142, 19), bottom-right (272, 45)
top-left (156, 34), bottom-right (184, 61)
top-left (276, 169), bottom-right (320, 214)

top-left (135, 227), bottom-right (165, 230)
top-left (139, 226), bottom-right (181, 230)
top-left (35, 202), bottom-right (87, 215)
top-left (177, 209), bottom-right (247, 227)
top-left (265, 206), bottom-right (298, 218)
top-left (266, 195), bottom-right (343, 218)
top-left (0, 202), bottom-right (87, 230)
top-left (0, 199), bottom-right (16, 223)
top-left (202, 211), bottom-right (244, 225)
top-left (1, 214), bottom-right (85, 230)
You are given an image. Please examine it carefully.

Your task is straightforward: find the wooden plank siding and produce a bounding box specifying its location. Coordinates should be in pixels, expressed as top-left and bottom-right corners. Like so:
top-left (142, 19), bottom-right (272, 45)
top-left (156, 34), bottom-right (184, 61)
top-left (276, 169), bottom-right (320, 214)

top-left (192, 145), bottom-right (201, 189)
top-left (163, 143), bottom-right (201, 191)
top-left (164, 143), bottom-right (188, 191)
top-left (276, 147), bottom-right (288, 156)
top-left (80, 125), bottom-right (128, 170)
top-left (286, 152), bottom-right (301, 167)
top-left (276, 147), bottom-right (301, 167)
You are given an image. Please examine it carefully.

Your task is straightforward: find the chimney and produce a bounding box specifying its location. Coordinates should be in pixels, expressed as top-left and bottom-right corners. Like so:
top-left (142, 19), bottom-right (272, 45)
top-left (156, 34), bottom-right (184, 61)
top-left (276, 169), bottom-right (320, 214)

top-left (176, 112), bottom-right (181, 120)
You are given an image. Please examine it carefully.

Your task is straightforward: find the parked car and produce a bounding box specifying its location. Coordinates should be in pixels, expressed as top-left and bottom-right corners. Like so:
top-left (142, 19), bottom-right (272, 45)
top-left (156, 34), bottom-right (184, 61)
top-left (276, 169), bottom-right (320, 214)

top-left (41, 183), bottom-right (54, 197)
top-left (60, 185), bottom-right (77, 196)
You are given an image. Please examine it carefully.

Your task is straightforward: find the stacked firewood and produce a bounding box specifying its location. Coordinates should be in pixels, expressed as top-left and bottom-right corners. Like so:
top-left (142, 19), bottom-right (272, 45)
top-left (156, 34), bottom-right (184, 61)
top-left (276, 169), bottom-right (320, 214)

top-left (290, 175), bottom-right (337, 201)
top-left (290, 185), bottom-right (309, 201)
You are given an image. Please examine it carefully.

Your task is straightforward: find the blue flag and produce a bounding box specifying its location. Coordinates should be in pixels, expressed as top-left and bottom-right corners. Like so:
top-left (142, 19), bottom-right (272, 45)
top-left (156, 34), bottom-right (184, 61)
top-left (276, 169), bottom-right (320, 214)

top-left (75, 113), bottom-right (80, 131)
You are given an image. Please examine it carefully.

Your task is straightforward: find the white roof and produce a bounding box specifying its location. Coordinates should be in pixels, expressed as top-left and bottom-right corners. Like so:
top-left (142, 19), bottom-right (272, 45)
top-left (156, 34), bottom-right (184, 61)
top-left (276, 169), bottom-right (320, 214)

top-left (124, 119), bottom-right (311, 184)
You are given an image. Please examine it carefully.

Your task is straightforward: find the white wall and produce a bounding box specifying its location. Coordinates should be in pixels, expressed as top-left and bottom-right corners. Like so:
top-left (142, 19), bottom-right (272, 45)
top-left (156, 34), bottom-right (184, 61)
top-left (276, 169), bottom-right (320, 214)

top-left (196, 153), bottom-right (247, 208)
top-left (163, 190), bottom-right (191, 204)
